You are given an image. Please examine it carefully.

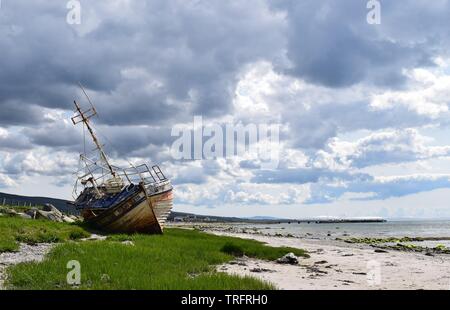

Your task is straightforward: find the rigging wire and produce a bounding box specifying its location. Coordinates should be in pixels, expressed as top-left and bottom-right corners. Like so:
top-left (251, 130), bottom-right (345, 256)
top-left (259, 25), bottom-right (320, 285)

top-left (82, 122), bottom-right (86, 158)
top-left (89, 120), bottom-right (146, 172)
top-left (74, 83), bottom-right (156, 188)
top-left (89, 120), bottom-right (157, 185)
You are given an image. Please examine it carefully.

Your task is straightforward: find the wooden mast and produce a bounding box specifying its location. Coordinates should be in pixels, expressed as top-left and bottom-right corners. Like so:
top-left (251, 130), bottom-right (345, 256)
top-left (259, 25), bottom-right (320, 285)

top-left (71, 88), bottom-right (116, 178)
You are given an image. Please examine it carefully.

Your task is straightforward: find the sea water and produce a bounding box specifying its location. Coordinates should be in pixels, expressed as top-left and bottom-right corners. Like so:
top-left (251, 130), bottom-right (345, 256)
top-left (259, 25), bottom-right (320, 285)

top-left (232, 220), bottom-right (450, 247)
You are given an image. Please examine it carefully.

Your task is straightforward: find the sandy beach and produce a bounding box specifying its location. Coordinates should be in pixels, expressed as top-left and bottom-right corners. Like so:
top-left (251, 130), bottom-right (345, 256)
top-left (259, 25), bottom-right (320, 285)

top-left (210, 231), bottom-right (450, 290)
top-left (1, 219), bottom-right (449, 290)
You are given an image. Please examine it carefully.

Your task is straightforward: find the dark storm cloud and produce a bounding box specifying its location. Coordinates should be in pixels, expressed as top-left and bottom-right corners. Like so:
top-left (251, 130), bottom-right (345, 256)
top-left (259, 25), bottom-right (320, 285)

top-left (282, 99), bottom-right (437, 150)
top-left (270, 0), bottom-right (448, 88)
top-left (252, 167), bottom-right (372, 184)
top-left (0, 131), bottom-right (30, 151)
top-left (0, 153), bottom-right (24, 175)
top-left (1, 0), bottom-right (448, 143)
top-left (306, 175), bottom-right (450, 204)
top-left (24, 125), bottom-right (82, 149)
top-left (96, 124), bottom-right (173, 157)
top-left (0, 102), bottom-right (42, 127)
top-left (0, 0), bottom-right (285, 129)
top-left (1, 0), bottom-right (450, 205)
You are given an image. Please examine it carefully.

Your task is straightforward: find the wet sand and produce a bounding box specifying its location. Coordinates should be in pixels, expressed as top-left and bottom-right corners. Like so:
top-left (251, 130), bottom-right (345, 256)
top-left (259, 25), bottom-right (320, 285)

top-left (212, 231), bottom-right (450, 290)
top-left (2, 227), bottom-right (449, 290)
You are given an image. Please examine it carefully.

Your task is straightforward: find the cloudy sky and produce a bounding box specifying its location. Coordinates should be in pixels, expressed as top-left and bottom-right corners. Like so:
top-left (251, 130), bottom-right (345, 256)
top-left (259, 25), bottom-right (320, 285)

top-left (1, 0), bottom-right (450, 219)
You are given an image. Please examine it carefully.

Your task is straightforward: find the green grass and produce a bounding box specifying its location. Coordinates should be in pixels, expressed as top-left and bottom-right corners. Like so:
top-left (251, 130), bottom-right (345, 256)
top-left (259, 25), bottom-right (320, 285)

top-left (5, 228), bottom-right (308, 290)
top-left (0, 236), bottom-right (18, 253)
top-left (221, 242), bottom-right (245, 257)
top-left (0, 217), bottom-right (90, 252)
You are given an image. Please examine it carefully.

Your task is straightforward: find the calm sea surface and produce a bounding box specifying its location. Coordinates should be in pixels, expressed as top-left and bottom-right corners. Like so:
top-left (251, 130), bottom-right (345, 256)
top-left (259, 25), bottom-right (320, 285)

top-left (232, 220), bottom-right (450, 247)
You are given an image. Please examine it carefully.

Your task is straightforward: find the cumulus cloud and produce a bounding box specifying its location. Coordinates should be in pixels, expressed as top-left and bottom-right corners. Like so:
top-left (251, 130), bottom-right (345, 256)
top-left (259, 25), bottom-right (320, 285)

top-left (252, 167), bottom-right (372, 185)
top-left (0, 127), bottom-right (31, 151)
top-left (231, 61), bottom-right (450, 151)
top-left (306, 174), bottom-right (450, 203)
top-left (0, 173), bottom-right (17, 188)
top-left (270, 0), bottom-right (449, 87)
top-left (323, 129), bottom-right (450, 169)
top-left (0, 0), bottom-right (286, 125)
top-left (1, 1), bottom-right (450, 216)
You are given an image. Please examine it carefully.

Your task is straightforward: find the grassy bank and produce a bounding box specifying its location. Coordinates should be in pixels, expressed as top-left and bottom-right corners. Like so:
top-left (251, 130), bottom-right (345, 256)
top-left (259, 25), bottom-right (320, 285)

top-left (0, 216), bottom-right (90, 252)
top-left (1, 218), bottom-right (308, 290)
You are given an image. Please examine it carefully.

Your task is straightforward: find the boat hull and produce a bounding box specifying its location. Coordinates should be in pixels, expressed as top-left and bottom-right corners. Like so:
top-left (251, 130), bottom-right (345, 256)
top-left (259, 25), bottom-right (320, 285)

top-left (82, 188), bottom-right (173, 234)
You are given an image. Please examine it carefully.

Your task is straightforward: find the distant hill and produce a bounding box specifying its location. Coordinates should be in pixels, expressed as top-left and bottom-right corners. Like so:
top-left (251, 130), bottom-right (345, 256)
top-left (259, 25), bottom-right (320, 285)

top-left (167, 212), bottom-right (306, 223)
top-left (0, 192), bottom-right (386, 223)
top-left (246, 216), bottom-right (279, 220)
top-left (0, 192), bottom-right (251, 221)
top-left (167, 212), bottom-right (386, 224)
top-left (0, 192), bottom-right (77, 215)
top-left (167, 211), bottom-right (253, 223)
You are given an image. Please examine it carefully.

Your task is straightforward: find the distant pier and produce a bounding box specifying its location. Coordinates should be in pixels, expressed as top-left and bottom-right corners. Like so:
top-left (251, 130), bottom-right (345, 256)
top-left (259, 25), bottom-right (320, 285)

top-left (274, 218), bottom-right (387, 224)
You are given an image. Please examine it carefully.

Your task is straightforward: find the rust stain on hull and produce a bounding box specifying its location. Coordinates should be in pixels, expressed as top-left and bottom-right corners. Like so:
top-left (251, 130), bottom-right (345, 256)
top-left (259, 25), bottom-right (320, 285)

top-left (83, 189), bottom-right (173, 234)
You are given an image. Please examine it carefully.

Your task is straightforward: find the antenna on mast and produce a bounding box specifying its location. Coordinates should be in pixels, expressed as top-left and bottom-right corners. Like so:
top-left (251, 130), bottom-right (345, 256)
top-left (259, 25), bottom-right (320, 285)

top-left (72, 83), bottom-right (116, 177)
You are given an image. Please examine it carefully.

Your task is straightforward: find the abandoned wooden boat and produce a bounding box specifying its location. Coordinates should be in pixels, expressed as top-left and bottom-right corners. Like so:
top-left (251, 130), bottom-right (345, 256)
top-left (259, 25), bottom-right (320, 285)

top-left (71, 86), bottom-right (173, 234)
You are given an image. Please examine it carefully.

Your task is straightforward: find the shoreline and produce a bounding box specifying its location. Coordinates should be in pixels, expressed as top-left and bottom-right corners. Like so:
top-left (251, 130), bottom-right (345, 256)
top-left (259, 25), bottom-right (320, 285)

top-left (1, 218), bottom-right (449, 290)
top-left (205, 229), bottom-right (450, 290)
